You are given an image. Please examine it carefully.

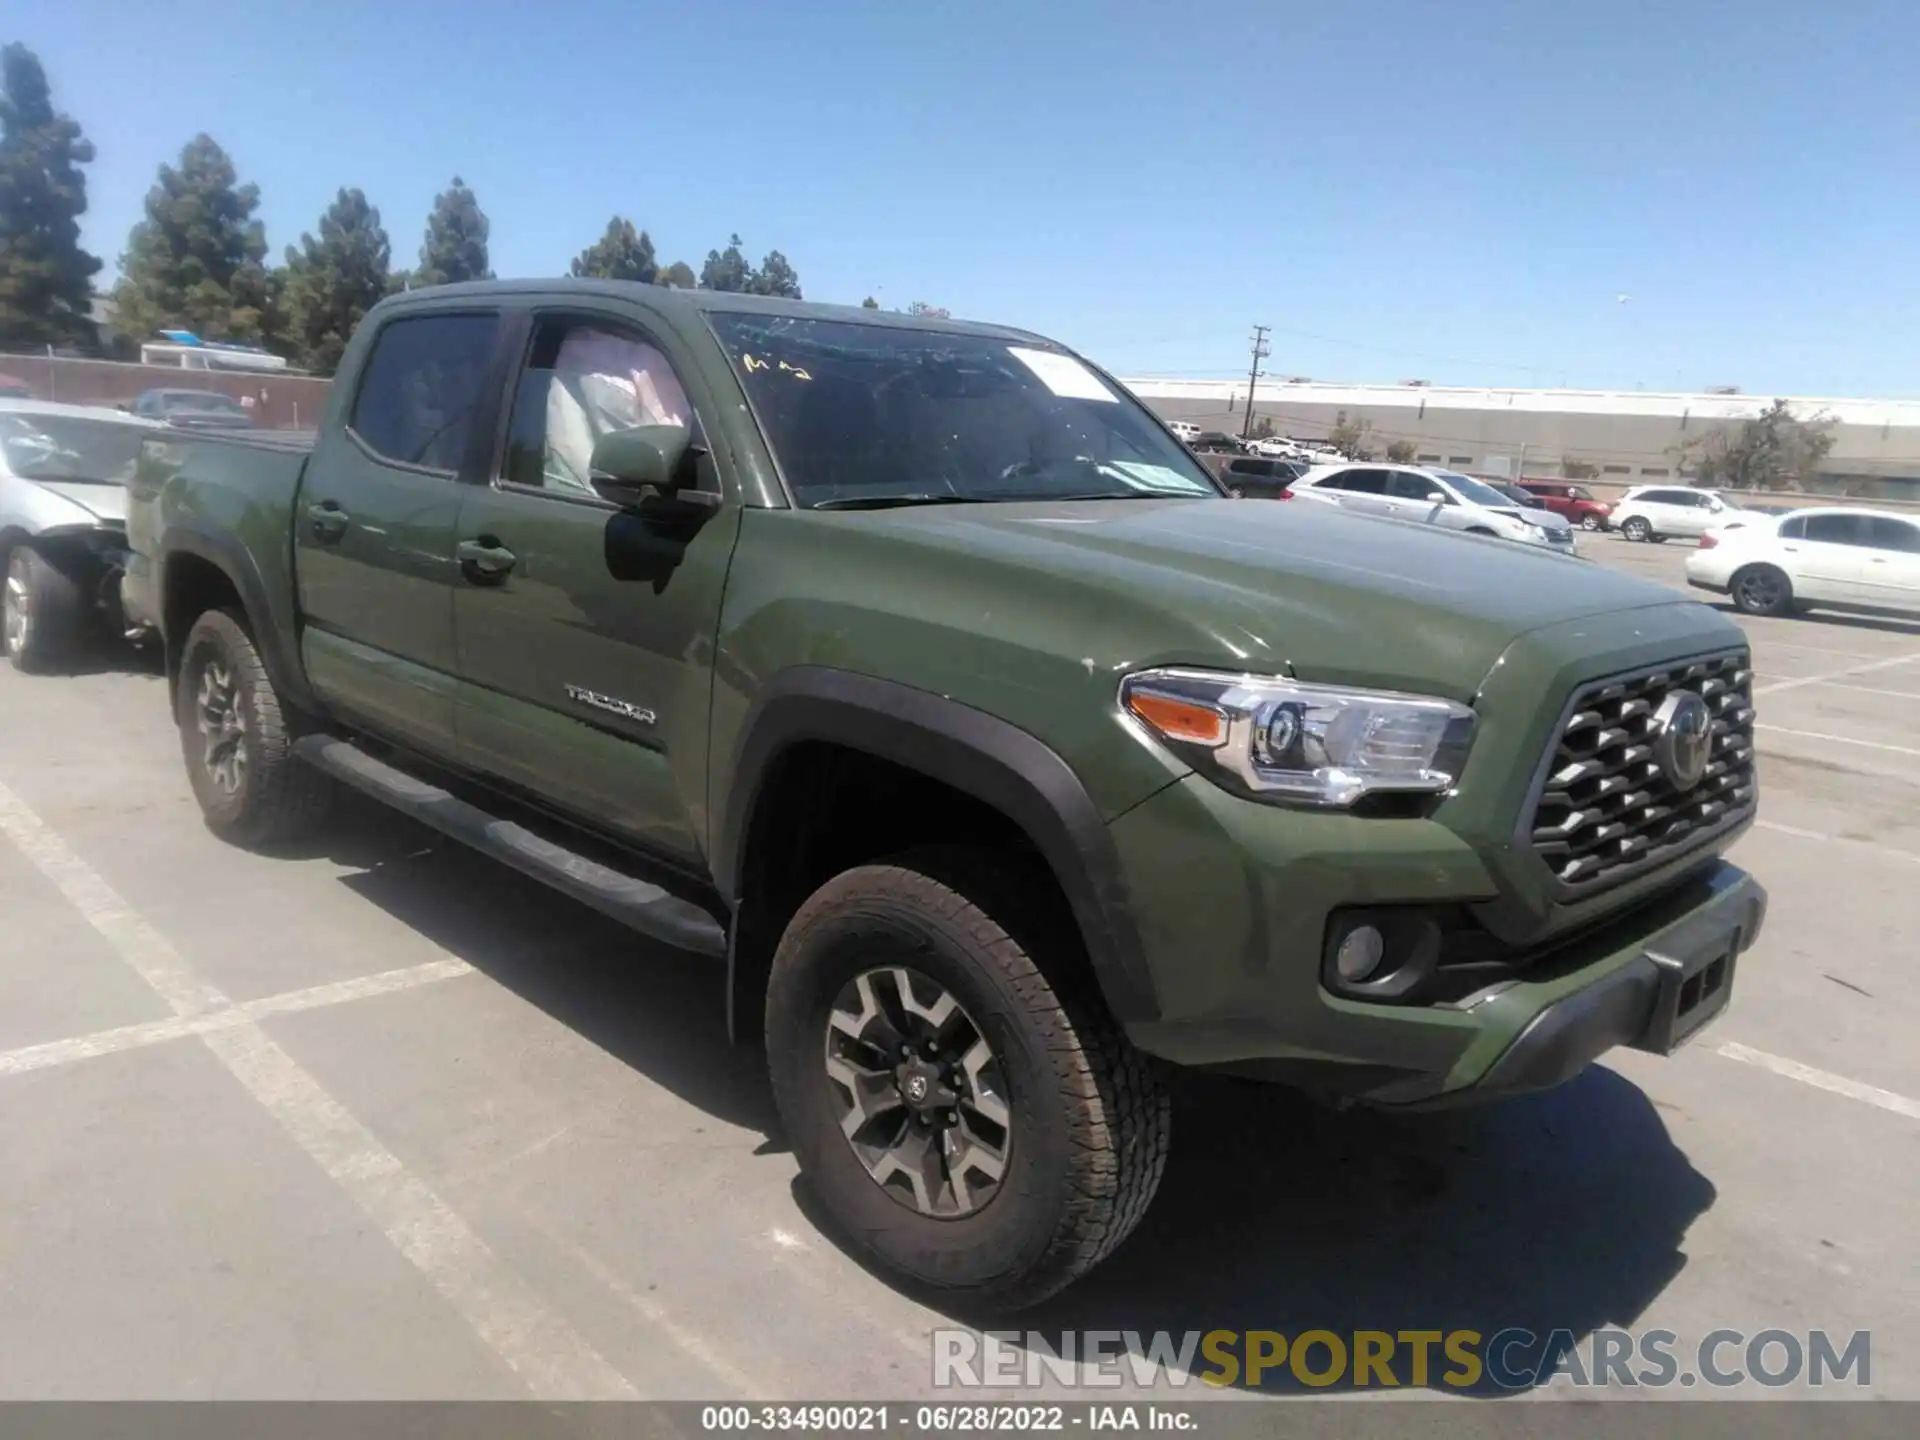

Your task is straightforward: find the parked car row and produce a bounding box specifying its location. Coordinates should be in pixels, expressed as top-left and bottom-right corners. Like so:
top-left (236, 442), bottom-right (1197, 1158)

top-left (1284, 462), bottom-right (1580, 553)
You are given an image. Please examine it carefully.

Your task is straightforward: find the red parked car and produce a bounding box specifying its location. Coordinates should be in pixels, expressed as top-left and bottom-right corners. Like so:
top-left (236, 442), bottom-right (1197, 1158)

top-left (1519, 480), bottom-right (1614, 531)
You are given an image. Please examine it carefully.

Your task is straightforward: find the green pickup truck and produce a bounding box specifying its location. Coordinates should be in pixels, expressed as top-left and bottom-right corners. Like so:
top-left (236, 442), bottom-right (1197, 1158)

top-left (124, 281), bottom-right (1765, 1307)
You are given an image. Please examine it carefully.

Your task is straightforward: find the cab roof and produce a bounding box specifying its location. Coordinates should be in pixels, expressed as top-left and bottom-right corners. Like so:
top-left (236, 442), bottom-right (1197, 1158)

top-left (381, 278), bottom-right (1054, 347)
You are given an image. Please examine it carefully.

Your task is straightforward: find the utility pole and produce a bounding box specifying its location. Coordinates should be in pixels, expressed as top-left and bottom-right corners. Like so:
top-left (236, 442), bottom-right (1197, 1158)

top-left (1242, 325), bottom-right (1270, 439)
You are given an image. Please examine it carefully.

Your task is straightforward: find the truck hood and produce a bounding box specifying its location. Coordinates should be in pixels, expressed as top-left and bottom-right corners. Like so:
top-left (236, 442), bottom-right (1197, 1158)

top-left (16, 478), bottom-right (128, 525)
top-left (846, 496), bottom-right (1711, 702)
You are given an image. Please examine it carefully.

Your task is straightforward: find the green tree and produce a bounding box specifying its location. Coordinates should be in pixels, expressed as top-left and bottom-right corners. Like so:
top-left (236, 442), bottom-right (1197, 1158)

top-left (700, 232), bottom-right (751, 292)
top-left (1560, 457), bottom-right (1600, 480)
top-left (1674, 399), bottom-right (1835, 492)
top-left (656, 259), bottom-right (696, 289)
top-left (860, 295), bottom-right (879, 309)
top-left (747, 248), bottom-right (802, 298)
top-left (0, 44), bottom-right (101, 350)
top-left (416, 174), bottom-right (491, 287)
top-left (570, 216), bottom-right (655, 282)
top-left (1247, 416), bottom-right (1277, 441)
top-left (112, 134), bottom-right (271, 344)
top-left (906, 300), bottom-right (950, 318)
top-left (283, 188), bottom-right (393, 374)
top-left (1327, 411), bottom-right (1372, 459)
top-left (1384, 438), bottom-right (1417, 463)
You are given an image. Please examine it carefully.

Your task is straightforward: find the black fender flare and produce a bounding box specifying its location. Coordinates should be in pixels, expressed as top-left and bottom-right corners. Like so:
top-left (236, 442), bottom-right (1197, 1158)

top-left (716, 667), bottom-right (1160, 1028)
top-left (158, 522), bottom-right (318, 714)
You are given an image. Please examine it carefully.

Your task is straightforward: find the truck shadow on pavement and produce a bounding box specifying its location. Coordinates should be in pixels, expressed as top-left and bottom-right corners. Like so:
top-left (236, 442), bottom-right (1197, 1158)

top-left (316, 795), bottom-right (1715, 1399)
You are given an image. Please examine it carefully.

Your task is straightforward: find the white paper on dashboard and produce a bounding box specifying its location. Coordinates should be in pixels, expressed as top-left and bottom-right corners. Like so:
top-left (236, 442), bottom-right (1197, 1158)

top-left (1008, 347), bottom-right (1119, 402)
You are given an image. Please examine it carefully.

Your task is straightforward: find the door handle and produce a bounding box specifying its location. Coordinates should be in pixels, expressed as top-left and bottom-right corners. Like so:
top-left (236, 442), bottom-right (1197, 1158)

top-left (456, 538), bottom-right (517, 582)
top-left (306, 501), bottom-right (349, 542)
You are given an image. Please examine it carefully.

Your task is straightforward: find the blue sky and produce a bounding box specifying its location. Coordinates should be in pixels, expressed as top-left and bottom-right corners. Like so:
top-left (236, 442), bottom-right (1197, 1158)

top-left (13, 0), bottom-right (1920, 395)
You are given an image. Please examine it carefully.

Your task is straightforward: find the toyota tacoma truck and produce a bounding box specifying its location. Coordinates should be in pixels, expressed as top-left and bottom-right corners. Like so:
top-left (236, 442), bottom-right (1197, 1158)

top-left (123, 282), bottom-right (1766, 1307)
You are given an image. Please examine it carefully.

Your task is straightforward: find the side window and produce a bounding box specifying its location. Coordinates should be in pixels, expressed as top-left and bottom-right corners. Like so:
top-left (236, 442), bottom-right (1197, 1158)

top-left (1337, 469), bottom-right (1389, 495)
top-left (349, 313), bottom-right (500, 473)
top-left (501, 316), bottom-right (698, 496)
top-left (1386, 471), bottom-right (1439, 501)
top-left (1777, 515), bottom-right (1806, 540)
top-left (1868, 517), bottom-right (1920, 553)
top-left (1804, 513), bottom-right (1870, 546)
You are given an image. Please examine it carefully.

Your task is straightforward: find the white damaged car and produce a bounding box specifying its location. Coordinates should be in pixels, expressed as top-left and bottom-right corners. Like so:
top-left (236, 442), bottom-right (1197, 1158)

top-left (0, 401), bottom-right (165, 672)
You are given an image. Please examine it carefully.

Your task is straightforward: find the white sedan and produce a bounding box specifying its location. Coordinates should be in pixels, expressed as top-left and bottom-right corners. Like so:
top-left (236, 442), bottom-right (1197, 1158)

top-left (1287, 462), bottom-right (1578, 551)
top-left (1685, 507), bottom-right (1920, 618)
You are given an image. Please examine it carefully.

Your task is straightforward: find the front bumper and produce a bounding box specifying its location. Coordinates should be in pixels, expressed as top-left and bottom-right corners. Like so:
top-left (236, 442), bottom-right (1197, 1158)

top-left (1109, 771), bottom-right (1765, 1107)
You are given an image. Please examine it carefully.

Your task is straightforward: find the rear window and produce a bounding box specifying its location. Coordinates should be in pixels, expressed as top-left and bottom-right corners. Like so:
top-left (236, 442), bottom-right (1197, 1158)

top-left (348, 312), bottom-right (500, 472)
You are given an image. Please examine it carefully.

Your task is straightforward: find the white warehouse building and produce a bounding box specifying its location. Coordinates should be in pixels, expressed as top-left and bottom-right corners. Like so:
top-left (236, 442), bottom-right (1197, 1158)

top-left (1123, 378), bottom-right (1920, 502)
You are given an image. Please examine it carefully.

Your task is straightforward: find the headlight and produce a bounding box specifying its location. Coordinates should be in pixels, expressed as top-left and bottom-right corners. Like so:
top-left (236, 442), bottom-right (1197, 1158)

top-left (1120, 668), bottom-right (1475, 808)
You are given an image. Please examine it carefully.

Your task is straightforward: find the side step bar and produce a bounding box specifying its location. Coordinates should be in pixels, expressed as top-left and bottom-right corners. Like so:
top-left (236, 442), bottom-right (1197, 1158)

top-left (294, 735), bottom-right (727, 959)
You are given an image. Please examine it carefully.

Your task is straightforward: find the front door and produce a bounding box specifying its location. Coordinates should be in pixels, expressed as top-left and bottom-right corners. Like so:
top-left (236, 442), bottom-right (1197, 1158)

top-left (1790, 512), bottom-right (1877, 604)
top-left (451, 309), bottom-right (742, 867)
top-left (295, 309), bottom-right (502, 753)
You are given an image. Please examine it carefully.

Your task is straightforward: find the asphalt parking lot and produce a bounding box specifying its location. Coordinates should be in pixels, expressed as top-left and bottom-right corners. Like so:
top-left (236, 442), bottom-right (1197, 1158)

top-left (1, 532), bottom-right (1916, 1407)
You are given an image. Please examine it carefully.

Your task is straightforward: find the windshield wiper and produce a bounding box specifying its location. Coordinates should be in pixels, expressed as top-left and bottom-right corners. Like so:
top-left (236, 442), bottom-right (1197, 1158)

top-left (809, 493), bottom-right (981, 511)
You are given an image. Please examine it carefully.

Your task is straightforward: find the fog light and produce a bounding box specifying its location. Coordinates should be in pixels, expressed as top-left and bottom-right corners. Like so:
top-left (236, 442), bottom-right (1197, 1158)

top-left (1334, 924), bottom-right (1385, 983)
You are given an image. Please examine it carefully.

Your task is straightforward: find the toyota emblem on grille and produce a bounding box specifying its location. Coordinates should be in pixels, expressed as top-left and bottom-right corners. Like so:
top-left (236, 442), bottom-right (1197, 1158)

top-left (1652, 691), bottom-right (1712, 790)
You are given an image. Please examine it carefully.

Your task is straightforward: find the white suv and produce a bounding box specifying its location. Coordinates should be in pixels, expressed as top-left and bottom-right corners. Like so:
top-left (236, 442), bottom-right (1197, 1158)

top-left (1165, 420), bottom-right (1201, 441)
top-left (1686, 507), bottom-right (1920, 618)
top-left (1288, 463), bottom-right (1578, 551)
top-left (1611, 485), bottom-right (1747, 543)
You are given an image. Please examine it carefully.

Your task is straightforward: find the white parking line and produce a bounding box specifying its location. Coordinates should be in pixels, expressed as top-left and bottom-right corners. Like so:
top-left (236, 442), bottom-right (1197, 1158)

top-left (1815, 681), bottom-right (1920, 702)
top-left (1753, 651), bottom-right (1920, 696)
top-left (1755, 818), bottom-right (1920, 865)
top-left (0, 959), bottom-right (474, 1078)
top-left (1755, 724), bottom-right (1920, 759)
top-left (1717, 1041), bottom-right (1920, 1122)
top-left (0, 778), bottom-right (638, 1401)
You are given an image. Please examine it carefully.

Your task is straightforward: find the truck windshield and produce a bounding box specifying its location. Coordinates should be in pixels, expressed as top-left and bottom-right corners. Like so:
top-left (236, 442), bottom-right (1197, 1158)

top-left (706, 314), bottom-right (1220, 508)
top-left (0, 414), bottom-right (150, 484)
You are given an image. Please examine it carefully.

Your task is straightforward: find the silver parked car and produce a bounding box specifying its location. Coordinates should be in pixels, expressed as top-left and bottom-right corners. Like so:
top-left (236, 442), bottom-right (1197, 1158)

top-left (1288, 462), bottom-right (1579, 552)
top-left (0, 401), bottom-right (165, 672)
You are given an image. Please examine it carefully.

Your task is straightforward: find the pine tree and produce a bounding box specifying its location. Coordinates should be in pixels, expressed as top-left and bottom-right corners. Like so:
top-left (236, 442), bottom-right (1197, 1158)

top-left (112, 134), bottom-right (271, 344)
top-left (416, 174), bottom-right (491, 287)
top-left (860, 296), bottom-right (879, 309)
top-left (699, 233), bottom-right (751, 292)
top-left (0, 44), bottom-right (102, 349)
top-left (747, 248), bottom-right (802, 299)
top-left (283, 188), bottom-right (393, 375)
top-left (569, 216), bottom-right (656, 282)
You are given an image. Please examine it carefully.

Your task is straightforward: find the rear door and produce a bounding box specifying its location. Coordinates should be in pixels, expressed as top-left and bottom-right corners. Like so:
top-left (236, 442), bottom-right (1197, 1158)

top-left (295, 308), bottom-right (505, 754)
top-left (450, 305), bottom-right (742, 866)
top-left (1310, 467), bottom-right (1392, 516)
top-left (1791, 512), bottom-right (1877, 603)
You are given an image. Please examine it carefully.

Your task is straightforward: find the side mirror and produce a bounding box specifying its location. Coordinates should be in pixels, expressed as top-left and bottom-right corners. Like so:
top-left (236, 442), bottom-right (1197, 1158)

top-left (587, 424), bottom-right (712, 509)
top-left (1426, 491), bottom-right (1448, 504)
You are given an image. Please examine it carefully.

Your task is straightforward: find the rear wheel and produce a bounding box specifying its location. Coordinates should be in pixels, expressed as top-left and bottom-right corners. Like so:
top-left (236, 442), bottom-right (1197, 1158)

top-left (3, 545), bottom-right (85, 674)
top-left (1730, 564), bottom-right (1794, 618)
top-left (1621, 516), bottom-right (1652, 542)
top-left (176, 608), bottom-right (334, 846)
top-left (766, 851), bottom-right (1170, 1310)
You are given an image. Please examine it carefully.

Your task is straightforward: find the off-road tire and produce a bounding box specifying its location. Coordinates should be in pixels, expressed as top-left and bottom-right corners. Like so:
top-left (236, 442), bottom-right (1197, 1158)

top-left (1621, 516), bottom-right (1653, 542)
top-left (1730, 563), bottom-right (1795, 618)
top-left (176, 608), bottom-right (333, 847)
top-left (4, 544), bottom-right (85, 674)
top-left (766, 850), bottom-right (1171, 1310)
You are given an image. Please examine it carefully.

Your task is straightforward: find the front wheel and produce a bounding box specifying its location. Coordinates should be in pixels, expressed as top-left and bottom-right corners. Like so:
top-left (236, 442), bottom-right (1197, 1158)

top-left (4, 545), bottom-right (85, 674)
top-left (1581, 513), bottom-right (1604, 532)
top-left (766, 852), bottom-right (1170, 1310)
top-left (1730, 564), bottom-right (1795, 618)
top-left (176, 608), bottom-right (334, 846)
top-left (1621, 517), bottom-right (1652, 542)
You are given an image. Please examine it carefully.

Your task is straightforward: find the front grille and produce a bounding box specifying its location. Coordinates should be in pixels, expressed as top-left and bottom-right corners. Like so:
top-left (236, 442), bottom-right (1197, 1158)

top-left (1529, 649), bottom-right (1756, 890)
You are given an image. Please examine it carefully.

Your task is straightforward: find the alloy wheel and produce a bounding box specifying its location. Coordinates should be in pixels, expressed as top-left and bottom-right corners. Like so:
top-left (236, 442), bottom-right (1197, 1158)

top-left (824, 966), bottom-right (1011, 1218)
top-left (1582, 514), bottom-right (1602, 531)
top-left (1735, 570), bottom-right (1784, 614)
top-left (195, 656), bottom-right (249, 795)
top-left (3, 552), bottom-right (29, 656)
